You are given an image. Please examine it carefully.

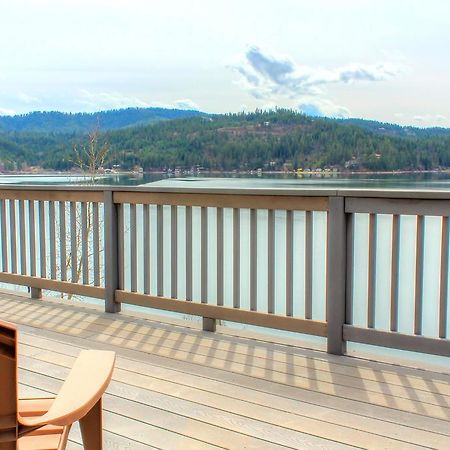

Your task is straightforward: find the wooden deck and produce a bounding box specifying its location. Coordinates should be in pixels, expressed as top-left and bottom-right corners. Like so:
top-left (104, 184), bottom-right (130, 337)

top-left (1, 291), bottom-right (450, 449)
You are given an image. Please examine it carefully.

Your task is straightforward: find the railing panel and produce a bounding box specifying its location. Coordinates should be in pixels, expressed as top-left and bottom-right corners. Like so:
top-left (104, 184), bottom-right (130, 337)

top-left (115, 194), bottom-right (328, 334)
top-left (0, 190), bottom-right (105, 299)
top-left (347, 202), bottom-right (450, 356)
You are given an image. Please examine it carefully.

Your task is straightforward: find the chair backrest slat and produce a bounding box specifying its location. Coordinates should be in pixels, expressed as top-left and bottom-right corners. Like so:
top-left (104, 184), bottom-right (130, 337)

top-left (0, 320), bottom-right (18, 443)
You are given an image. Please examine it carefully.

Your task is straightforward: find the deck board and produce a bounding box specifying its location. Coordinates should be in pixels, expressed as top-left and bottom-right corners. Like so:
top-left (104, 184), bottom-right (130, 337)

top-left (1, 292), bottom-right (450, 449)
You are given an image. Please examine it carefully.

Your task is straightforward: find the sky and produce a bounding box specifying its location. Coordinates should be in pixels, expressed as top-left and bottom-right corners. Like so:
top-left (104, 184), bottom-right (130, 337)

top-left (0, 0), bottom-right (449, 127)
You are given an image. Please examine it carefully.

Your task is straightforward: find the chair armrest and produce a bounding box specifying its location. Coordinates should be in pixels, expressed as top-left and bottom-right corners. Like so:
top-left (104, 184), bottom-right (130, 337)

top-left (18, 350), bottom-right (115, 427)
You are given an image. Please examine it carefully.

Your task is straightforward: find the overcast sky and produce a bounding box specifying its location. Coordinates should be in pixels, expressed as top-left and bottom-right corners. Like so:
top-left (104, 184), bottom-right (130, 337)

top-left (1, 0), bottom-right (449, 126)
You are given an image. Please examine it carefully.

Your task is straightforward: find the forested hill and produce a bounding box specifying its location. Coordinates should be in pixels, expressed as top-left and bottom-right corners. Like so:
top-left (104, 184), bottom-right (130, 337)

top-left (0, 109), bottom-right (450, 172)
top-left (338, 118), bottom-right (450, 138)
top-left (0, 107), bottom-right (204, 133)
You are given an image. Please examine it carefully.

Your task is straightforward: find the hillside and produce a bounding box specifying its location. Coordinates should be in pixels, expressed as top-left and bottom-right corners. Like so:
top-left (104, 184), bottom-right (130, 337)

top-left (338, 118), bottom-right (450, 138)
top-left (0, 109), bottom-right (450, 172)
top-left (0, 107), bottom-right (204, 133)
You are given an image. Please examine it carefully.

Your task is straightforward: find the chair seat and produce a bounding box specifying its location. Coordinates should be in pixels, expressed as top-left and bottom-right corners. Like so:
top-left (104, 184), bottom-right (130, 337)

top-left (1, 320), bottom-right (114, 450)
top-left (18, 399), bottom-right (70, 450)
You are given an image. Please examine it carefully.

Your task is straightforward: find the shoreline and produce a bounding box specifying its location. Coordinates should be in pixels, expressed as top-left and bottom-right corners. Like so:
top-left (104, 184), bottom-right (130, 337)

top-left (0, 168), bottom-right (449, 177)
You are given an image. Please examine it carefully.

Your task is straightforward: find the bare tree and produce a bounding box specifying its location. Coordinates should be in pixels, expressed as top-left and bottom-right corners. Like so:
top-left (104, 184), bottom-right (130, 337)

top-left (60, 127), bottom-right (109, 299)
top-left (73, 126), bottom-right (109, 182)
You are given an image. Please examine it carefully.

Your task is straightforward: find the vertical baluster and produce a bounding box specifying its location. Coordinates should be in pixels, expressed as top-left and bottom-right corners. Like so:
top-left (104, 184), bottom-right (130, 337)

top-left (439, 216), bottom-right (449, 338)
top-left (268, 209), bottom-right (275, 314)
top-left (415, 215), bottom-right (425, 335)
top-left (81, 202), bottom-right (88, 284)
top-left (286, 210), bottom-right (294, 317)
top-left (390, 214), bottom-right (400, 331)
top-left (104, 191), bottom-right (121, 313)
top-left (232, 208), bottom-right (240, 308)
top-left (345, 213), bottom-right (354, 325)
top-left (10, 200), bottom-right (17, 273)
top-left (118, 204), bottom-right (124, 290)
top-left (156, 205), bottom-right (164, 297)
top-left (201, 207), bottom-right (207, 303)
top-left (157, 204), bottom-right (164, 297)
top-left (18, 200), bottom-right (26, 275)
top-left (93, 202), bottom-right (100, 286)
top-left (305, 211), bottom-right (313, 319)
top-left (59, 201), bottom-right (66, 281)
top-left (143, 204), bottom-right (150, 294)
top-left (185, 206), bottom-right (192, 301)
top-left (326, 197), bottom-right (347, 355)
top-left (29, 200), bottom-right (36, 277)
top-left (216, 207), bottom-right (224, 306)
top-left (171, 205), bottom-right (178, 298)
top-left (130, 203), bottom-right (137, 292)
top-left (49, 201), bottom-right (56, 279)
top-left (367, 213), bottom-right (377, 328)
top-left (0, 200), bottom-right (7, 272)
top-left (70, 201), bottom-right (77, 282)
top-left (39, 200), bottom-right (46, 278)
top-left (250, 208), bottom-right (257, 311)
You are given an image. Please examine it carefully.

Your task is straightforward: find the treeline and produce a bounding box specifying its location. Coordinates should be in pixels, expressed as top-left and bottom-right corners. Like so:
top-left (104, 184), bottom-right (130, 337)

top-left (0, 107), bottom-right (203, 133)
top-left (0, 109), bottom-right (450, 172)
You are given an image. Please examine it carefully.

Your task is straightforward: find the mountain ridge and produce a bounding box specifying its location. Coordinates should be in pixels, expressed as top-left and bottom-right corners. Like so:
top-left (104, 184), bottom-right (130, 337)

top-left (0, 106), bottom-right (449, 136)
top-left (0, 107), bottom-right (205, 133)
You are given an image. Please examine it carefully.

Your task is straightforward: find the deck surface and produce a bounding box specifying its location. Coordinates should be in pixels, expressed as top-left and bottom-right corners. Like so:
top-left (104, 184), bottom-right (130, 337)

top-left (1, 291), bottom-right (450, 449)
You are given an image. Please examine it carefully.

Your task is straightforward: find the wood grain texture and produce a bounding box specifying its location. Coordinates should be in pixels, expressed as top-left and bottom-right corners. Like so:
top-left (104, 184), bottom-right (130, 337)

top-left (113, 191), bottom-right (329, 211)
top-left (3, 293), bottom-right (450, 449)
top-left (0, 190), bottom-right (103, 202)
top-left (116, 290), bottom-right (327, 336)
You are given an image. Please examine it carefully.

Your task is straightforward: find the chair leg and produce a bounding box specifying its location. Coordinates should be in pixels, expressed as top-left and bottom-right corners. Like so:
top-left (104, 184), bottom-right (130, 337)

top-left (79, 398), bottom-right (103, 450)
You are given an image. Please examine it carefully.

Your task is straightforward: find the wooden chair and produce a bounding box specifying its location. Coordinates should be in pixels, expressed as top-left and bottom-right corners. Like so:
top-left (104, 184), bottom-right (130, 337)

top-left (0, 319), bottom-right (115, 449)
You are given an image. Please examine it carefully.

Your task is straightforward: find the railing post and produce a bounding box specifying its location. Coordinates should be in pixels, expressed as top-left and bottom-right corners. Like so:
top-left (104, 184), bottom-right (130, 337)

top-left (30, 287), bottom-right (42, 299)
top-left (104, 190), bottom-right (121, 313)
top-left (326, 196), bottom-right (347, 355)
top-left (202, 317), bottom-right (216, 332)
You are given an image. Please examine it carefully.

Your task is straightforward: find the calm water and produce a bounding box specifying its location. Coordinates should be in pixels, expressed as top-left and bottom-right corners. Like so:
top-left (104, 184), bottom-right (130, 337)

top-left (5, 171), bottom-right (450, 189)
top-left (2, 172), bottom-right (450, 369)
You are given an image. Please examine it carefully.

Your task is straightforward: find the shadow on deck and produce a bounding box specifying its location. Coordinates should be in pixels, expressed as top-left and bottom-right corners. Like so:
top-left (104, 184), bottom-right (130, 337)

top-left (1, 290), bottom-right (450, 449)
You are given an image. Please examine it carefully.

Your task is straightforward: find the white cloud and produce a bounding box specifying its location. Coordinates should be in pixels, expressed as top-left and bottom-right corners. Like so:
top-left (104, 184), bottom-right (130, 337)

top-left (75, 90), bottom-right (200, 112)
top-left (299, 98), bottom-right (350, 118)
top-left (233, 46), bottom-right (402, 100)
top-left (413, 114), bottom-right (446, 123)
top-left (173, 99), bottom-right (199, 110)
top-left (0, 107), bottom-right (15, 116)
top-left (18, 92), bottom-right (40, 104)
top-left (76, 89), bottom-right (150, 111)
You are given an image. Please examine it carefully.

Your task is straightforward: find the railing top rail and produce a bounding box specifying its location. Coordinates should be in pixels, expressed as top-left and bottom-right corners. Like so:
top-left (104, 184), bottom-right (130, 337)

top-left (2, 184), bottom-right (450, 200)
top-left (0, 185), bottom-right (106, 192)
top-left (337, 188), bottom-right (450, 200)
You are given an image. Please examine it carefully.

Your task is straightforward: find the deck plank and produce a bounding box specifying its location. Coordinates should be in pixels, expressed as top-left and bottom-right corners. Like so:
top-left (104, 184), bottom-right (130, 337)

top-left (1, 292), bottom-right (450, 449)
top-left (4, 296), bottom-right (450, 390)
top-left (18, 342), bottom-right (450, 449)
top-left (10, 309), bottom-right (450, 420)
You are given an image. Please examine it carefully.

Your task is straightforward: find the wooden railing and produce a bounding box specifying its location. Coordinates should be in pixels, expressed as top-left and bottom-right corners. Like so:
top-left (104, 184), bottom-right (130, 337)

top-left (0, 185), bottom-right (450, 357)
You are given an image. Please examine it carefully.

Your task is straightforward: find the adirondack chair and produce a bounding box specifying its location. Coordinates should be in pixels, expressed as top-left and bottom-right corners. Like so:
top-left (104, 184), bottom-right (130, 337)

top-left (0, 319), bottom-right (115, 449)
